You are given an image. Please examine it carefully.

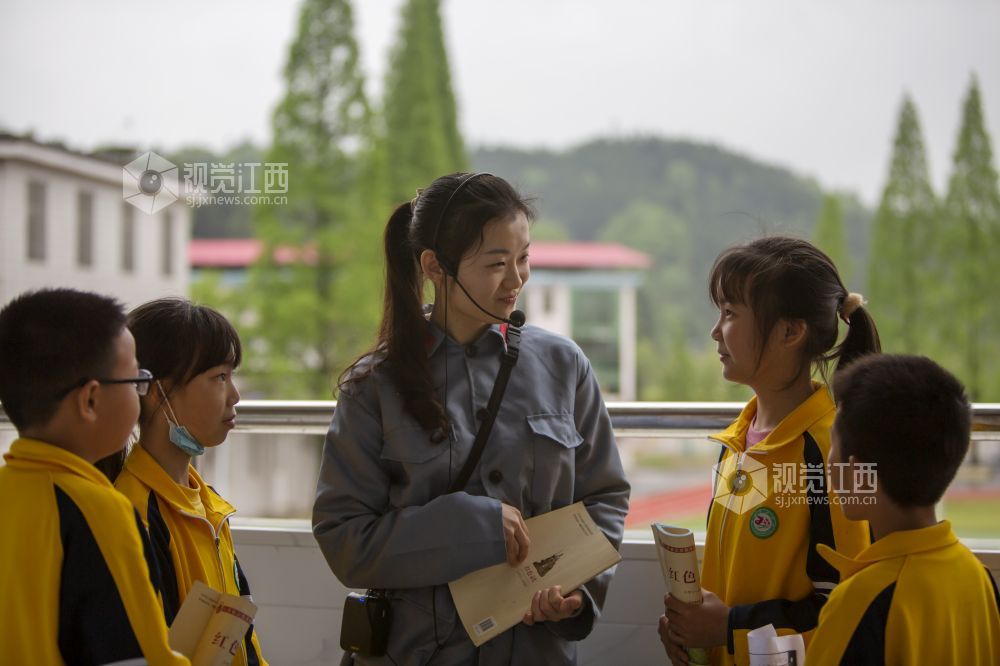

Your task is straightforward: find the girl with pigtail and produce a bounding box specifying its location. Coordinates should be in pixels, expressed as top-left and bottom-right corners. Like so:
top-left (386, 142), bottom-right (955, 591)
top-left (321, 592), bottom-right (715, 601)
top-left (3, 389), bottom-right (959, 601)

top-left (660, 236), bottom-right (881, 665)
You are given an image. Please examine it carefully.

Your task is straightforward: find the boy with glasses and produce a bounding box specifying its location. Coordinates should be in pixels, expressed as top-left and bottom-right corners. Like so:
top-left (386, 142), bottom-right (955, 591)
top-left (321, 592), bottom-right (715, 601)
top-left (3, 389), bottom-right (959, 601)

top-left (0, 288), bottom-right (185, 664)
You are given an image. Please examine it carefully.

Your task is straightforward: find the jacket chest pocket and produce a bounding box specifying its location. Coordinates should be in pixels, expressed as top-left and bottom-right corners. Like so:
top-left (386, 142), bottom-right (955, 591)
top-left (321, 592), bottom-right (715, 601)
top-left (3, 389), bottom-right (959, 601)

top-left (380, 425), bottom-right (450, 507)
top-left (528, 413), bottom-right (583, 507)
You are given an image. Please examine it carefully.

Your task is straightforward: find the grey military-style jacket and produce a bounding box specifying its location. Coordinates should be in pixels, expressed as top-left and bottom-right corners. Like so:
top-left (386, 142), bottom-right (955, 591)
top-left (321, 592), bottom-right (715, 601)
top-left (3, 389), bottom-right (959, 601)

top-left (312, 322), bottom-right (630, 665)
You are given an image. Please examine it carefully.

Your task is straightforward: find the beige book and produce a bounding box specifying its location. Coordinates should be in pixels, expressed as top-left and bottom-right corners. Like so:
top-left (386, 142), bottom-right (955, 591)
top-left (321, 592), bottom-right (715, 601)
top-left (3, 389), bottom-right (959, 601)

top-left (449, 502), bottom-right (621, 647)
top-left (651, 523), bottom-right (702, 604)
top-left (167, 579), bottom-right (258, 666)
top-left (651, 524), bottom-right (710, 665)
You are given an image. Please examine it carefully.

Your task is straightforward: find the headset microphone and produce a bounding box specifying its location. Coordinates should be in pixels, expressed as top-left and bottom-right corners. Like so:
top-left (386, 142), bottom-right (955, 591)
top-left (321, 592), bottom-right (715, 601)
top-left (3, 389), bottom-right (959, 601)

top-left (448, 272), bottom-right (526, 327)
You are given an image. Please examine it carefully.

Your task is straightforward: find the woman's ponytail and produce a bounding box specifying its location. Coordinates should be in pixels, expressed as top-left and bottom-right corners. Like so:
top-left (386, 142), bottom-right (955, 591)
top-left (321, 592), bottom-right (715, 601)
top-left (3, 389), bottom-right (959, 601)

top-left (382, 201), bottom-right (421, 322)
top-left (340, 201), bottom-right (448, 435)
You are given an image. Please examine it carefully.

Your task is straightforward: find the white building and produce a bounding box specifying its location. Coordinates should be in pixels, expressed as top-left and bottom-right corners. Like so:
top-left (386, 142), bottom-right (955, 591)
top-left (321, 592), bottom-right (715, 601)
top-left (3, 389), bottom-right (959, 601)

top-left (0, 135), bottom-right (189, 308)
top-left (190, 238), bottom-right (650, 400)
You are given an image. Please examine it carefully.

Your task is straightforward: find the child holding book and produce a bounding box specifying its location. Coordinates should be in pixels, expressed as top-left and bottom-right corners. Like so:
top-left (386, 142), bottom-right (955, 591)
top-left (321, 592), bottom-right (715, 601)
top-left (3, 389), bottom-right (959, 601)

top-left (660, 236), bottom-right (880, 665)
top-left (0, 288), bottom-right (186, 664)
top-left (807, 354), bottom-right (1000, 664)
top-left (99, 297), bottom-right (265, 665)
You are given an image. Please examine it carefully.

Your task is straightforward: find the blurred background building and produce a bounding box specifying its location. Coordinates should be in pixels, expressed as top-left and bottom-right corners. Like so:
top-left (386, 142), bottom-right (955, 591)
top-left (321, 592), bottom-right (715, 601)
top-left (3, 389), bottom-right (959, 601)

top-left (191, 237), bottom-right (650, 400)
top-left (0, 134), bottom-right (189, 307)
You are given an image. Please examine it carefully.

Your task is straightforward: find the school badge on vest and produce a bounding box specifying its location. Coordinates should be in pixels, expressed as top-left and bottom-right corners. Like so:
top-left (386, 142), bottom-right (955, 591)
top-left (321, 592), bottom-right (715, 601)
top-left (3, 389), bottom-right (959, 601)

top-left (749, 506), bottom-right (779, 538)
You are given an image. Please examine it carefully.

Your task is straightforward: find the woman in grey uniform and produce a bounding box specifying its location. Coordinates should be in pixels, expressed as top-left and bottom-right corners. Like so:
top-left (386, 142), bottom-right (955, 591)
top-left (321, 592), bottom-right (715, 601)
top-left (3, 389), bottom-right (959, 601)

top-left (313, 172), bottom-right (630, 665)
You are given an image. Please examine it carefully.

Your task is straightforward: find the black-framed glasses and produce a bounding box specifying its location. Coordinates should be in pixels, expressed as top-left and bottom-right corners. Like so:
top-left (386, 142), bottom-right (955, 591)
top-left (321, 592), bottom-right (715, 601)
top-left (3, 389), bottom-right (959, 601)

top-left (60, 368), bottom-right (154, 397)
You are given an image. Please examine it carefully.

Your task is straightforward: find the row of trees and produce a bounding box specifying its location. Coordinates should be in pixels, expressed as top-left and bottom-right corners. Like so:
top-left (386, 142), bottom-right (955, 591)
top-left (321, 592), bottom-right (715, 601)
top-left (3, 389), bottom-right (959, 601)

top-left (650, 78), bottom-right (1000, 403)
top-left (197, 0), bottom-right (466, 397)
top-left (857, 79), bottom-right (998, 401)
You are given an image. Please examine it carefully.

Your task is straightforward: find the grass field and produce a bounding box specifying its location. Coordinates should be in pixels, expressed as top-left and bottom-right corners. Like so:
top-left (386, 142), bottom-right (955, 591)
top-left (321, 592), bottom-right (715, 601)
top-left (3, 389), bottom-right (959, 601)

top-left (624, 492), bottom-right (1000, 543)
top-left (939, 495), bottom-right (1000, 539)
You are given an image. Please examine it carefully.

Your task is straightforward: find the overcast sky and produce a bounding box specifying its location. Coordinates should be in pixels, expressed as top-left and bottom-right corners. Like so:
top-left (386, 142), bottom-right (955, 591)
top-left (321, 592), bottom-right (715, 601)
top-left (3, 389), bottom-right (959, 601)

top-left (1, 0), bottom-right (997, 205)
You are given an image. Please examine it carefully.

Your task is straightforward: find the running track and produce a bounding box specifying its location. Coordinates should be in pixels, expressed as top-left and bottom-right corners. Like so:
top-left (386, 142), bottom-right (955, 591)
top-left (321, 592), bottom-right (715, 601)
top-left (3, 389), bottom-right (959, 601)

top-left (625, 483), bottom-right (712, 528)
top-left (623, 484), bottom-right (1000, 528)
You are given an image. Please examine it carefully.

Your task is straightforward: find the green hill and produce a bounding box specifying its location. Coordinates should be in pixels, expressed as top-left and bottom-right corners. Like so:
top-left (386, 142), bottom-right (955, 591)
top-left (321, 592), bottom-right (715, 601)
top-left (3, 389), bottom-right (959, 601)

top-left (473, 138), bottom-right (870, 367)
top-left (473, 136), bottom-right (869, 262)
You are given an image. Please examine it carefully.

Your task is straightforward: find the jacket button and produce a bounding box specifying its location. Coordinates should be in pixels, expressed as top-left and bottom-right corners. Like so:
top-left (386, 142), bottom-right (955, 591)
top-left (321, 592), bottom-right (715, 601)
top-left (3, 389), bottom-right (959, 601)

top-left (476, 407), bottom-right (490, 421)
top-left (489, 470), bottom-right (503, 484)
top-left (465, 344), bottom-right (478, 357)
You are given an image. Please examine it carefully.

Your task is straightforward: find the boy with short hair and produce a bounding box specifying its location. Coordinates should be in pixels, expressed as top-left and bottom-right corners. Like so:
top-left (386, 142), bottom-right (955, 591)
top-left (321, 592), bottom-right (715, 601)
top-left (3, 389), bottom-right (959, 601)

top-left (808, 354), bottom-right (1000, 664)
top-left (0, 288), bottom-right (187, 664)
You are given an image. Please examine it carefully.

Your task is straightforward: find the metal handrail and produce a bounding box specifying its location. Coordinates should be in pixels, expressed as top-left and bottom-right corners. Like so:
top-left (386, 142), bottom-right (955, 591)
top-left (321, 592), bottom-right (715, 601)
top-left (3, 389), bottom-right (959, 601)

top-left (6, 401), bottom-right (999, 433)
top-left (223, 400), bottom-right (754, 432)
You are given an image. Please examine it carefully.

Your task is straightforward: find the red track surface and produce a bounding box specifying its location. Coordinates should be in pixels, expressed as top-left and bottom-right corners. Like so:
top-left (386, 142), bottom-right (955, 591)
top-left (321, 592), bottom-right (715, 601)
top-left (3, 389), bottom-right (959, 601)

top-left (624, 484), bottom-right (1000, 528)
top-left (625, 483), bottom-right (713, 527)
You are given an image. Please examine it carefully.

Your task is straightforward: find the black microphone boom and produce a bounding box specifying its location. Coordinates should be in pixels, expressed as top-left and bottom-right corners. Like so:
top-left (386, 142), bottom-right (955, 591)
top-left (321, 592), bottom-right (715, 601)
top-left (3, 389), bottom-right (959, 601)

top-left (451, 277), bottom-right (526, 327)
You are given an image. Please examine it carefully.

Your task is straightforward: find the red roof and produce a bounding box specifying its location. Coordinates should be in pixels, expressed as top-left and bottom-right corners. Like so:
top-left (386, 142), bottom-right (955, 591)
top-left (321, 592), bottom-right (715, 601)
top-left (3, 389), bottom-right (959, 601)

top-left (525, 242), bottom-right (651, 269)
top-left (189, 239), bottom-right (258, 267)
top-left (188, 239), bottom-right (316, 267)
top-left (189, 239), bottom-right (650, 270)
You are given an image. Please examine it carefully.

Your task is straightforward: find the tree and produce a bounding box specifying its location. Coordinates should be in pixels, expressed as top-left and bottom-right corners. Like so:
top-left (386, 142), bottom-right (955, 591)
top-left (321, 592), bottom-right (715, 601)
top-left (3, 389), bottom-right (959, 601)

top-left (943, 75), bottom-right (1000, 401)
top-left (813, 194), bottom-right (852, 286)
top-left (382, 0), bottom-right (467, 204)
top-left (601, 201), bottom-right (693, 334)
top-left (651, 324), bottom-right (696, 401)
top-left (868, 95), bottom-right (937, 353)
top-left (600, 201), bottom-right (696, 398)
top-left (244, 0), bottom-right (384, 399)
top-left (529, 218), bottom-right (572, 241)
top-left (171, 141), bottom-right (265, 239)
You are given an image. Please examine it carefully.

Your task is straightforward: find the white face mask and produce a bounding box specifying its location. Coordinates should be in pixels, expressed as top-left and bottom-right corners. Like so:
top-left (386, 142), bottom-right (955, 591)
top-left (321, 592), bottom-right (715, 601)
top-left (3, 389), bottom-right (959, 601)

top-left (156, 380), bottom-right (205, 457)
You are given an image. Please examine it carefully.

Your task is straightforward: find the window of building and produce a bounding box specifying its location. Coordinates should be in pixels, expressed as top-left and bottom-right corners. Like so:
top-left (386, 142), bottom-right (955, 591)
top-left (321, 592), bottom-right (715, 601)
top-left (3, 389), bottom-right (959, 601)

top-left (542, 286), bottom-right (554, 314)
top-left (161, 212), bottom-right (174, 276)
top-left (77, 191), bottom-right (94, 267)
top-left (122, 204), bottom-right (135, 273)
top-left (571, 287), bottom-right (620, 394)
top-left (26, 181), bottom-right (46, 261)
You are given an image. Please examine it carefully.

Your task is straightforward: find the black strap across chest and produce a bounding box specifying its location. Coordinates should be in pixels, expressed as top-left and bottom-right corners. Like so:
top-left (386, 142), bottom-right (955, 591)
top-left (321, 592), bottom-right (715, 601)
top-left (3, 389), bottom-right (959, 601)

top-left (447, 324), bottom-right (522, 493)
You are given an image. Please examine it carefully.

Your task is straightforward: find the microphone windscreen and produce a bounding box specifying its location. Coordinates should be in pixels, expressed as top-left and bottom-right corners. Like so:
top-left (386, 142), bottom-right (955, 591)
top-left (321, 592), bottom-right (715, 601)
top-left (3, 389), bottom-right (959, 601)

top-left (508, 310), bottom-right (526, 327)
